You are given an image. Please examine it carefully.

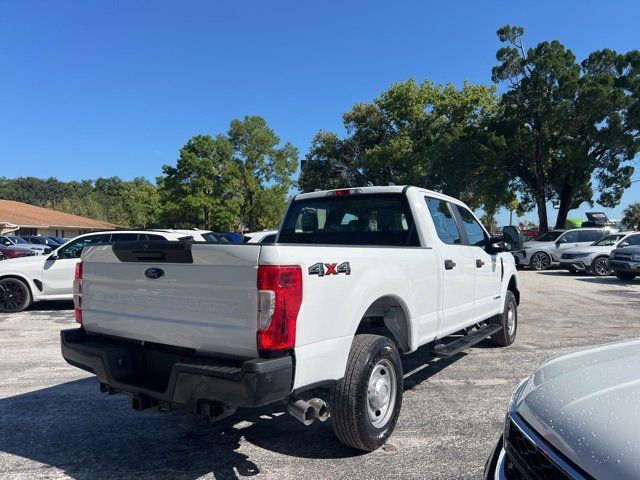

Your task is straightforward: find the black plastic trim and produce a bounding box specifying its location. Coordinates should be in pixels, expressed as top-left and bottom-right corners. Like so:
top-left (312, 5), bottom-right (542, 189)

top-left (60, 328), bottom-right (293, 409)
top-left (112, 240), bottom-right (194, 263)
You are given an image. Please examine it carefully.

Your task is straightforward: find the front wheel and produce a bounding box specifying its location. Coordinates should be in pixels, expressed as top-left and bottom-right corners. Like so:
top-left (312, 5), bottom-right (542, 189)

top-left (490, 291), bottom-right (517, 347)
top-left (592, 257), bottom-right (611, 276)
top-left (0, 278), bottom-right (32, 313)
top-left (615, 271), bottom-right (637, 281)
top-left (329, 334), bottom-right (403, 451)
top-left (529, 252), bottom-right (551, 271)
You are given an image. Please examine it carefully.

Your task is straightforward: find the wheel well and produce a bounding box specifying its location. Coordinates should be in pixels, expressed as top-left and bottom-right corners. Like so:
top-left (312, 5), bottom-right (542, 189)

top-left (0, 274), bottom-right (34, 299)
top-left (356, 296), bottom-right (411, 353)
top-left (507, 276), bottom-right (520, 305)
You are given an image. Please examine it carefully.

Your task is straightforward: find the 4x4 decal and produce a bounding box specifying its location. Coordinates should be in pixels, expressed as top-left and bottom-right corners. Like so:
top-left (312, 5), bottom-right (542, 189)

top-left (308, 262), bottom-right (351, 276)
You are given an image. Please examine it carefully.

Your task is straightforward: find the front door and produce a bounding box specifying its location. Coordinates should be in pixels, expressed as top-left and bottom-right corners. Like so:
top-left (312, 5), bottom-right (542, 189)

top-left (454, 205), bottom-right (502, 321)
top-left (425, 197), bottom-right (476, 337)
top-left (42, 234), bottom-right (112, 296)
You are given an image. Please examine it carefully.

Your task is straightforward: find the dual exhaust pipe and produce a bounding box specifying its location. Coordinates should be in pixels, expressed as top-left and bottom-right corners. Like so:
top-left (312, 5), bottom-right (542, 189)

top-left (287, 398), bottom-right (330, 426)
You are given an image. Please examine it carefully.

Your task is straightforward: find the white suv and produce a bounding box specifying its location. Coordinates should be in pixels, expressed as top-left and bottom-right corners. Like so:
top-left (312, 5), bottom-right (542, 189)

top-left (513, 228), bottom-right (612, 270)
top-left (0, 230), bottom-right (210, 313)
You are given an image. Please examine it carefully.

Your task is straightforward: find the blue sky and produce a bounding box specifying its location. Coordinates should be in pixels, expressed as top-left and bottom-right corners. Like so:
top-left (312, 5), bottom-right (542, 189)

top-left (1, 0), bottom-right (639, 225)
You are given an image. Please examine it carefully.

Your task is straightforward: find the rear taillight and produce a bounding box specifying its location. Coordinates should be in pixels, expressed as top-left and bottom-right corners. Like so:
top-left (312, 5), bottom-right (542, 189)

top-left (256, 265), bottom-right (302, 352)
top-left (73, 262), bottom-right (83, 324)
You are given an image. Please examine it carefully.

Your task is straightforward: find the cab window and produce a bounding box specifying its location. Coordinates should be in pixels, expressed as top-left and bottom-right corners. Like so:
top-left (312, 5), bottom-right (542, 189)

top-left (559, 231), bottom-right (580, 243)
top-left (624, 234), bottom-right (640, 246)
top-left (579, 230), bottom-right (603, 243)
top-left (110, 233), bottom-right (140, 242)
top-left (425, 198), bottom-right (461, 245)
top-left (57, 234), bottom-right (112, 259)
top-left (455, 206), bottom-right (487, 247)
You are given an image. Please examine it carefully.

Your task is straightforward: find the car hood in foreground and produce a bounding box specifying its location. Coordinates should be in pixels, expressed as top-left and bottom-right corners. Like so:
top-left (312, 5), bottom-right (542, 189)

top-left (515, 339), bottom-right (640, 480)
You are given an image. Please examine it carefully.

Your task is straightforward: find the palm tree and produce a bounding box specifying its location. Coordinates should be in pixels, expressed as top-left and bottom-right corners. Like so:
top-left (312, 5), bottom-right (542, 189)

top-left (622, 203), bottom-right (640, 230)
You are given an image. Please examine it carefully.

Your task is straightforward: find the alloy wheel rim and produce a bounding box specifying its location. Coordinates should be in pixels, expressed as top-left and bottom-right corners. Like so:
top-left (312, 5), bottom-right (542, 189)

top-left (595, 259), bottom-right (609, 276)
top-left (0, 280), bottom-right (27, 312)
top-left (367, 359), bottom-right (397, 428)
top-left (532, 253), bottom-right (549, 270)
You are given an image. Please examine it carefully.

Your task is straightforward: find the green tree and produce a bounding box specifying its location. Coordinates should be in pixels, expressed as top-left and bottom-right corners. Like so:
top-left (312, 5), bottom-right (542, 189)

top-left (622, 202), bottom-right (640, 230)
top-left (158, 116), bottom-right (297, 232)
top-left (158, 134), bottom-right (240, 231)
top-left (299, 79), bottom-right (515, 212)
top-left (492, 25), bottom-right (640, 232)
top-left (227, 116), bottom-right (298, 231)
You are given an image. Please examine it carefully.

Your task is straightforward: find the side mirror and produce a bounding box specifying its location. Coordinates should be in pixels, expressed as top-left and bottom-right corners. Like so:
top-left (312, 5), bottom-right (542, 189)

top-left (48, 252), bottom-right (59, 261)
top-left (619, 241), bottom-right (630, 248)
top-left (502, 226), bottom-right (524, 252)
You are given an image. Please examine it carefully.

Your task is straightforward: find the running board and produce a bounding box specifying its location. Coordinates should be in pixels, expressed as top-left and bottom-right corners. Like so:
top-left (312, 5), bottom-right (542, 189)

top-left (430, 325), bottom-right (502, 358)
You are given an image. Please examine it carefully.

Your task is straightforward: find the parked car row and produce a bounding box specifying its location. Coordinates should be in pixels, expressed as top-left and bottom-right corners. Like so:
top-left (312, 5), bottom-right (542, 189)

top-left (512, 226), bottom-right (640, 281)
top-left (0, 234), bottom-right (71, 256)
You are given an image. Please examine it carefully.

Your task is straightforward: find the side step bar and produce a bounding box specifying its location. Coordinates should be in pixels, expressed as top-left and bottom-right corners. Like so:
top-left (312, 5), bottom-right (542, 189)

top-left (430, 325), bottom-right (502, 358)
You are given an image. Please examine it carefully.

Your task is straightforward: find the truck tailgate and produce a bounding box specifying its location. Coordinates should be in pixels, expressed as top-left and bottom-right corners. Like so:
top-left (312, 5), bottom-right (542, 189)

top-left (80, 242), bottom-right (261, 358)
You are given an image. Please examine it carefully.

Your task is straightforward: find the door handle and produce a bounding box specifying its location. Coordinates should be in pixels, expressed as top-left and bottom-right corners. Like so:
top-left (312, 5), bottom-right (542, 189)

top-left (476, 259), bottom-right (485, 268)
top-left (444, 259), bottom-right (456, 270)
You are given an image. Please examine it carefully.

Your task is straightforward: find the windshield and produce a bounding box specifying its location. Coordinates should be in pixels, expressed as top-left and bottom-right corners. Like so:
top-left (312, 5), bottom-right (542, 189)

top-left (534, 231), bottom-right (563, 242)
top-left (593, 234), bottom-right (625, 246)
top-left (279, 193), bottom-right (419, 246)
top-left (8, 236), bottom-right (28, 244)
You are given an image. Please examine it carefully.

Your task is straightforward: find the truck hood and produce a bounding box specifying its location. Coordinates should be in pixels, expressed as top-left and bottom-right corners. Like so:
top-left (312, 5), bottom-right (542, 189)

top-left (611, 246), bottom-right (640, 256)
top-left (515, 339), bottom-right (640, 480)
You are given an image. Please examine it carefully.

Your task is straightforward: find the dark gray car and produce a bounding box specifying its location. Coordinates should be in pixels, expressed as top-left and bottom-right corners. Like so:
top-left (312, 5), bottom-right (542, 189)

top-left (485, 339), bottom-right (640, 479)
top-left (608, 245), bottom-right (640, 281)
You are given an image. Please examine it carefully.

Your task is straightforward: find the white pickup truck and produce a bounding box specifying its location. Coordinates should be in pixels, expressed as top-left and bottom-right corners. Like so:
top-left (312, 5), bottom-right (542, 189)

top-left (61, 186), bottom-right (522, 451)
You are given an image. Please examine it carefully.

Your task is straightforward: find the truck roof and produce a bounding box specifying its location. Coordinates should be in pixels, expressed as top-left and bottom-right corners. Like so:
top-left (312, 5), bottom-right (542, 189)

top-left (294, 185), bottom-right (461, 203)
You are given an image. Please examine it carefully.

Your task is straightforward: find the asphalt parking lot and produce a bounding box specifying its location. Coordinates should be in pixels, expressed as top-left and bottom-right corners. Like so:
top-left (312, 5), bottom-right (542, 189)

top-left (1, 270), bottom-right (639, 480)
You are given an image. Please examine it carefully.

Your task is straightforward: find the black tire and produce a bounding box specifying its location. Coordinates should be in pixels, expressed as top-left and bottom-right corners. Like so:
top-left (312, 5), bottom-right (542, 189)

top-left (591, 256), bottom-right (611, 277)
top-left (529, 251), bottom-right (551, 271)
top-left (490, 291), bottom-right (517, 347)
top-left (329, 334), bottom-right (403, 452)
top-left (615, 271), bottom-right (637, 281)
top-left (0, 277), bottom-right (32, 313)
top-left (566, 266), bottom-right (577, 273)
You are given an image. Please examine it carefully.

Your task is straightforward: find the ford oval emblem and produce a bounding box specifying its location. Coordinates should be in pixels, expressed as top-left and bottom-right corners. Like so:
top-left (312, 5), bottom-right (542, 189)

top-left (144, 267), bottom-right (165, 280)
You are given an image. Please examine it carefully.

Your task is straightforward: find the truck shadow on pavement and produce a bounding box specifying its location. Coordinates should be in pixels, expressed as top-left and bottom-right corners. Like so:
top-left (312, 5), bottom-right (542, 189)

top-left (0, 378), bottom-right (362, 479)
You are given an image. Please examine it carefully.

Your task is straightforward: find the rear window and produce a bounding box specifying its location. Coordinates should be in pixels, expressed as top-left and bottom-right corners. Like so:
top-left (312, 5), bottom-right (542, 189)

top-left (279, 193), bottom-right (419, 246)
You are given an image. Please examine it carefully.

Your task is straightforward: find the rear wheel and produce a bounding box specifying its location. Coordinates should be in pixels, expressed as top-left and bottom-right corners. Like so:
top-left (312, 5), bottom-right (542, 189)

top-left (329, 334), bottom-right (403, 451)
top-left (0, 278), bottom-right (32, 313)
top-left (490, 291), bottom-right (517, 347)
top-left (615, 271), bottom-right (637, 281)
top-left (530, 252), bottom-right (551, 271)
top-left (592, 257), bottom-right (611, 276)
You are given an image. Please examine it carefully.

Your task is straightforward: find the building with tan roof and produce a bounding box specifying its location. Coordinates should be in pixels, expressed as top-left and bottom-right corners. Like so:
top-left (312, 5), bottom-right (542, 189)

top-left (0, 200), bottom-right (117, 237)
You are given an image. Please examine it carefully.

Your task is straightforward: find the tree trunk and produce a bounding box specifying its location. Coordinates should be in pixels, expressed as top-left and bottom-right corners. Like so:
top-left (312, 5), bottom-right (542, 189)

top-left (554, 181), bottom-right (574, 230)
top-left (536, 196), bottom-right (549, 234)
top-left (204, 207), bottom-right (210, 230)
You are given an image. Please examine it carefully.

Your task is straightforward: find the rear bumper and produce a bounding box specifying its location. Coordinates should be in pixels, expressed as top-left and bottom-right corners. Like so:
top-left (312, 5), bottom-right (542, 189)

top-left (61, 328), bottom-right (293, 413)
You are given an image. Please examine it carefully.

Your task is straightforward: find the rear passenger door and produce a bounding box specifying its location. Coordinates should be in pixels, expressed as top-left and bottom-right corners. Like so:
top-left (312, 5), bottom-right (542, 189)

top-left (425, 197), bottom-right (476, 337)
top-left (453, 205), bottom-right (502, 321)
